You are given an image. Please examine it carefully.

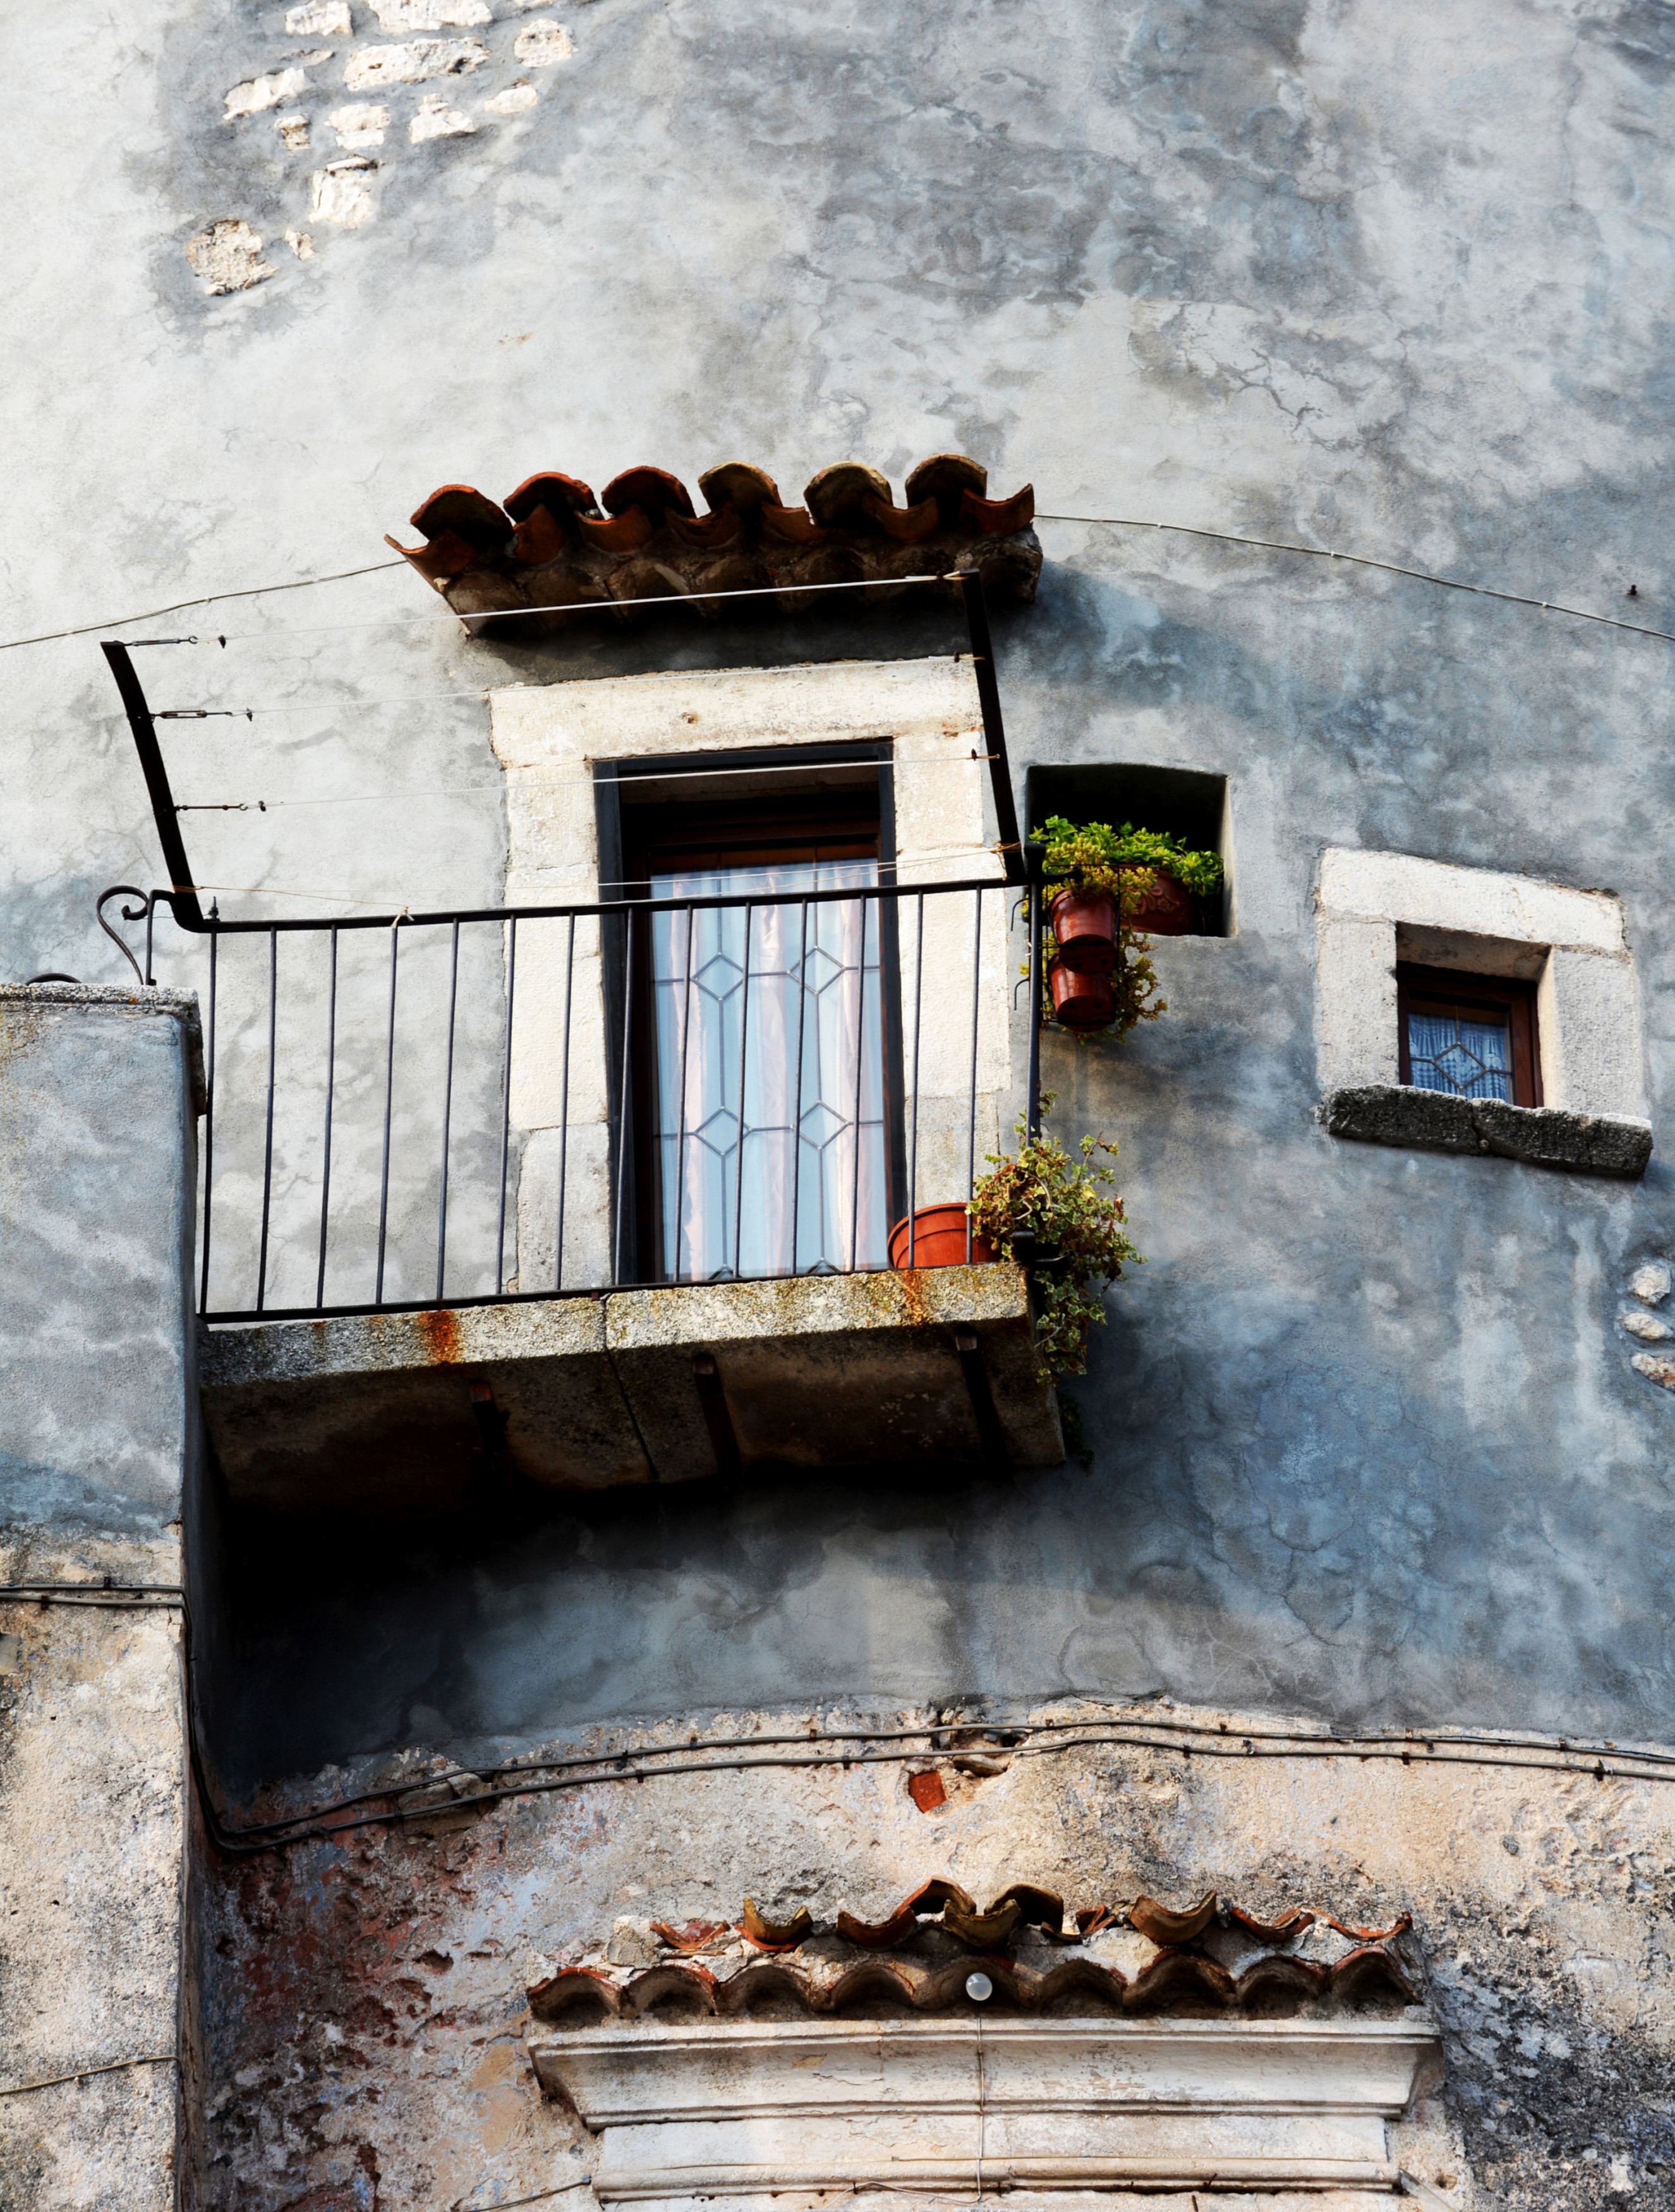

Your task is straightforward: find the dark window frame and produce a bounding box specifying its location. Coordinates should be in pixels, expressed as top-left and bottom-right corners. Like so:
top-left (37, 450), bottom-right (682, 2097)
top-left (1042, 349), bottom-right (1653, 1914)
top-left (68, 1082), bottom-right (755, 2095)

top-left (1396, 962), bottom-right (1542, 1109)
top-left (599, 752), bottom-right (908, 1283)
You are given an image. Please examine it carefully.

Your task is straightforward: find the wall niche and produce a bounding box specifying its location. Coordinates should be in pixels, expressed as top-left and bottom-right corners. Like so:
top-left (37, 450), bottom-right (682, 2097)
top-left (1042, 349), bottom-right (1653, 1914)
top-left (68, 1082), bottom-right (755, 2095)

top-left (1025, 763), bottom-right (1233, 937)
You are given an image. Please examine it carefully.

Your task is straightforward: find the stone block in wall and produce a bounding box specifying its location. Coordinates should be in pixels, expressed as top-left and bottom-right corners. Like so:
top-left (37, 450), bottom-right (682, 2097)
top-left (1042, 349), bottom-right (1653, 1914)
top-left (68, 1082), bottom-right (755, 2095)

top-left (1324, 1083), bottom-right (1652, 1178)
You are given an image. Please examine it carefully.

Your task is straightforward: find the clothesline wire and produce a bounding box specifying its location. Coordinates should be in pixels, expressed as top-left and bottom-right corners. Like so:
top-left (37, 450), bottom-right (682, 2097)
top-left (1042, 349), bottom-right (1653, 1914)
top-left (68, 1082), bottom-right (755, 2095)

top-left (1036, 511), bottom-right (1675, 645)
top-left (150, 859), bottom-right (1000, 909)
top-left (1, 505), bottom-right (1666, 653)
top-left (172, 751), bottom-right (993, 811)
top-left (189, 569), bottom-right (958, 646)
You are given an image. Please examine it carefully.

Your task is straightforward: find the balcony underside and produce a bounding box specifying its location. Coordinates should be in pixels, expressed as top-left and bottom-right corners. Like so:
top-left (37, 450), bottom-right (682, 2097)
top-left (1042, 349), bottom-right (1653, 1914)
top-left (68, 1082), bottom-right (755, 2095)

top-left (198, 1264), bottom-right (1063, 1512)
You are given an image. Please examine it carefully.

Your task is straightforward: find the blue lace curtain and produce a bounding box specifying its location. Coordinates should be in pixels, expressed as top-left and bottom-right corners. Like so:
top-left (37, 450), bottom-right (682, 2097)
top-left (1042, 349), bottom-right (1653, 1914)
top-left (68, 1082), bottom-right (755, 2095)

top-left (1407, 1006), bottom-right (1512, 1102)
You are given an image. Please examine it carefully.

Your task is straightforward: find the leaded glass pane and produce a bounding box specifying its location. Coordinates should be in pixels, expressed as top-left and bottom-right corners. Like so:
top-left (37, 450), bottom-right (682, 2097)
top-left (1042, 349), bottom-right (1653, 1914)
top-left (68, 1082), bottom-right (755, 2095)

top-left (650, 856), bottom-right (885, 1282)
top-left (1407, 1004), bottom-right (1513, 1102)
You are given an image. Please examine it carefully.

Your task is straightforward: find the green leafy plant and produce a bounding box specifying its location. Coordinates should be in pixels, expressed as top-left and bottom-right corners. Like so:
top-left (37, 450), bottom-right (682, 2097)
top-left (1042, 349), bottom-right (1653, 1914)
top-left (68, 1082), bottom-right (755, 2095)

top-left (1036, 816), bottom-right (1225, 901)
top-left (970, 1096), bottom-right (1142, 1379)
top-left (1025, 818), bottom-right (1219, 1043)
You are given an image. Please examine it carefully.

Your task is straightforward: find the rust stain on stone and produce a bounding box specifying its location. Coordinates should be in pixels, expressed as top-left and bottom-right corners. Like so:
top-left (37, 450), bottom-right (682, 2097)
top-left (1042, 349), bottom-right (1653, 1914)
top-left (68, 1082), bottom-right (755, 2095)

top-left (414, 1308), bottom-right (462, 1364)
top-left (893, 1267), bottom-right (934, 1330)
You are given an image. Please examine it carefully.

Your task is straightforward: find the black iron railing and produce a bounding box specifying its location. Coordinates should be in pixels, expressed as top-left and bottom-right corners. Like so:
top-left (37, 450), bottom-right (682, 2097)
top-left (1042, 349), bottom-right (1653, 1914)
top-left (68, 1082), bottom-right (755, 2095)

top-left (90, 571), bottom-right (1056, 1324)
top-left (152, 874), bottom-right (1025, 1320)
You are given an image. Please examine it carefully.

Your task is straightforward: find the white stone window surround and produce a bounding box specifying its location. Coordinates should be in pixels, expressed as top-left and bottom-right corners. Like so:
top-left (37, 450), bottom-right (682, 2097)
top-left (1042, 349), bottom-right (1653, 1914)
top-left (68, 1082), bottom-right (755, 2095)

top-left (487, 657), bottom-right (1013, 1290)
top-left (531, 2014), bottom-right (1444, 2204)
top-left (1315, 845), bottom-right (1648, 1122)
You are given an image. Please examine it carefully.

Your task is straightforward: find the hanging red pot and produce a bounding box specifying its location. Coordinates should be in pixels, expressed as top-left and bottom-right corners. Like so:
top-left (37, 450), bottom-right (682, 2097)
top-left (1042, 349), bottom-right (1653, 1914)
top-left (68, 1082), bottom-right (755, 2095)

top-left (888, 1205), bottom-right (997, 1270)
top-left (1048, 957), bottom-right (1117, 1030)
top-left (1124, 867), bottom-right (1197, 936)
top-left (1047, 887), bottom-right (1118, 973)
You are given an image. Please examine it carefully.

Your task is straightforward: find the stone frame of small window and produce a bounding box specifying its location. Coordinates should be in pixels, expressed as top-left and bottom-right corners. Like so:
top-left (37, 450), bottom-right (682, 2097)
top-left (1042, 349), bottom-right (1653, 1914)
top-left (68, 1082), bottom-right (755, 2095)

top-left (1315, 846), bottom-right (1652, 1178)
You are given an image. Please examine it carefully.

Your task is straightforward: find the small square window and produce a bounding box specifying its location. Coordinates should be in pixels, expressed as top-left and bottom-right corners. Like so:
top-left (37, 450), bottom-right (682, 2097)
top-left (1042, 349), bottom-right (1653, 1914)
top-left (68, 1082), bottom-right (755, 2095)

top-left (1396, 964), bottom-right (1541, 1109)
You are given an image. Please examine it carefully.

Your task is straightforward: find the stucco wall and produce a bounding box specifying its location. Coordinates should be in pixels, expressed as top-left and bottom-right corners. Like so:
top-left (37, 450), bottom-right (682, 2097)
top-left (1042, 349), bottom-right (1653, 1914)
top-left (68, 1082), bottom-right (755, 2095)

top-left (0, 990), bottom-right (200, 2208)
top-left (7, 0), bottom-right (1667, 1754)
top-left (196, 1696), bottom-right (1675, 2209)
top-left (8, 1), bottom-right (1675, 2204)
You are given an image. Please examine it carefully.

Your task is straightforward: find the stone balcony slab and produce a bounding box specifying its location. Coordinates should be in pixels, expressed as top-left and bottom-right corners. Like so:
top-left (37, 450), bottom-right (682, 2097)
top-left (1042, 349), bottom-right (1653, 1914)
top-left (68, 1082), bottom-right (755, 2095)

top-left (198, 1264), bottom-right (1061, 1512)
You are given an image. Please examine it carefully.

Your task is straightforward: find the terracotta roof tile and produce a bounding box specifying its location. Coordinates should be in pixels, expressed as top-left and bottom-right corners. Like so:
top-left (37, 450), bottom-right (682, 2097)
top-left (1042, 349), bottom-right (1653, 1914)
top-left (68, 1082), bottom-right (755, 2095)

top-left (601, 465), bottom-right (696, 520)
top-left (698, 461), bottom-right (782, 512)
top-left (528, 1878), bottom-right (1424, 2025)
top-left (503, 470), bottom-right (601, 525)
top-left (388, 454), bottom-right (1040, 635)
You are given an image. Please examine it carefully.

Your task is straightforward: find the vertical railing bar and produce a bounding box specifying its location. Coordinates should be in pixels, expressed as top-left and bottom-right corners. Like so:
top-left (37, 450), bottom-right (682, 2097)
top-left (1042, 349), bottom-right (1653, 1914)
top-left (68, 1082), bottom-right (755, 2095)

top-left (315, 925), bottom-right (339, 1310)
top-left (1025, 855), bottom-right (1044, 1145)
top-left (495, 914), bottom-right (519, 1299)
top-left (255, 927), bottom-right (278, 1313)
top-left (847, 891), bottom-right (869, 1272)
top-left (966, 887), bottom-right (983, 1261)
top-left (198, 915), bottom-right (218, 1314)
top-left (907, 890), bottom-right (924, 1267)
top-left (613, 906), bottom-right (637, 1285)
top-left (671, 905), bottom-right (696, 1283)
top-left (788, 899), bottom-right (809, 1276)
top-left (730, 902), bottom-right (754, 1278)
top-left (434, 919), bottom-right (459, 1304)
top-left (374, 921), bottom-right (400, 1305)
top-left (554, 911), bottom-right (575, 1292)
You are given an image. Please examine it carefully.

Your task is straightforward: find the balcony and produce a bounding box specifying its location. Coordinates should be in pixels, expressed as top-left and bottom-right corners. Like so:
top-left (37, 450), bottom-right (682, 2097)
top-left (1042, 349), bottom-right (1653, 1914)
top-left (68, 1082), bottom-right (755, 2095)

top-left (166, 647), bottom-right (1067, 1508)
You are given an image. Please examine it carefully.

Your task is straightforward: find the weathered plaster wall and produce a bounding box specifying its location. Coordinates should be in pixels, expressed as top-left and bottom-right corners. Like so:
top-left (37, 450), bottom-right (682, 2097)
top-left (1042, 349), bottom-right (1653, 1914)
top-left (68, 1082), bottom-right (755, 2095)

top-left (8, 1), bottom-right (1675, 2203)
top-left (102, 0), bottom-right (1672, 1766)
top-left (0, 1576), bottom-right (188, 2212)
top-left (197, 1697), bottom-right (1675, 2210)
top-left (0, 990), bottom-right (201, 2208)
top-left (0, 988), bottom-right (202, 1534)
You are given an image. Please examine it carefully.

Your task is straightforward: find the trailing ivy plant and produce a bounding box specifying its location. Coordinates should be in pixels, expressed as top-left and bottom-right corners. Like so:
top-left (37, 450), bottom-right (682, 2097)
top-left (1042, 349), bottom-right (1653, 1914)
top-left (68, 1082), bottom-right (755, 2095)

top-left (1036, 816), bottom-right (1225, 901)
top-left (970, 1096), bottom-right (1142, 1379)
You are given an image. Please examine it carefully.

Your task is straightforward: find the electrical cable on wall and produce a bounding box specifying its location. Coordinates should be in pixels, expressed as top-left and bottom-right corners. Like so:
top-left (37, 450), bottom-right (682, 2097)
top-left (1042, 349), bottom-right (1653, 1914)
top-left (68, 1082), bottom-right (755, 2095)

top-left (1034, 509), bottom-right (1675, 644)
top-left (1, 512), bottom-right (1666, 653)
top-left (0, 559), bottom-right (407, 653)
top-left (2, 1584), bottom-right (1669, 1852)
top-left (0, 2054), bottom-right (178, 2100)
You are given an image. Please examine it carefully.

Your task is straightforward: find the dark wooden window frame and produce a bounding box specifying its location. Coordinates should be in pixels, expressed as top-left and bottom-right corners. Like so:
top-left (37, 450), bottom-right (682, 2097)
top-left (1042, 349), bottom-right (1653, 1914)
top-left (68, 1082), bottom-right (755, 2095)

top-left (597, 745), bottom-right (908, 1282)
top-left (1396, 962), bottom-right (1542, 1109)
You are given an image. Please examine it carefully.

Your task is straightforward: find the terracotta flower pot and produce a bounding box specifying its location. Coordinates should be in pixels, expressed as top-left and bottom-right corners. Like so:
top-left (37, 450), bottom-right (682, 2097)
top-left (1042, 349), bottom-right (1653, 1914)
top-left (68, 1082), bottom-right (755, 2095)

top-left (1048, 957), bottom-right (1117, 1030)
top-left (1047, 887), bottom-right (1118, 973)
top-left (1124, 867), bottom-right (1197, 936)
top-left (888, 1205), bottom-right (996, 1270)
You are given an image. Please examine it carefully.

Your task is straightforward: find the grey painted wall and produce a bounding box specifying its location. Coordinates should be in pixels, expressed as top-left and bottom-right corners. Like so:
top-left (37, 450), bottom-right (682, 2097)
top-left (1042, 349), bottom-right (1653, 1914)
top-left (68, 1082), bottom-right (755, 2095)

top-left (6, 2), bottom-right (1675, 1781)
top-left (0, 988), bottom-right (200, 1538)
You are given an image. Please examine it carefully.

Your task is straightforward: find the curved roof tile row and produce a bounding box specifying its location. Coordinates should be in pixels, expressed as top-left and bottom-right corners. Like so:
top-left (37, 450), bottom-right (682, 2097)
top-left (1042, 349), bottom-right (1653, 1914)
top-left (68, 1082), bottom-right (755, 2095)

top-left (528, 1945), bottom-right (1419, 2024)
top-left (387, 454), bottom-right (1042, 632)
top-left (528, 1879), bottom-right (1422, 2025)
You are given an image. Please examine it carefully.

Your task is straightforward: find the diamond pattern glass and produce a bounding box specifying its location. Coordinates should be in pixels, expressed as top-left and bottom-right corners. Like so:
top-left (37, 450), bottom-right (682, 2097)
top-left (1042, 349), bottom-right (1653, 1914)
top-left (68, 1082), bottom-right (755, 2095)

top-left (650, 858), bottom-right (884, 1282)
top-left (1407, 1004), bottom-right (1513, 1102)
